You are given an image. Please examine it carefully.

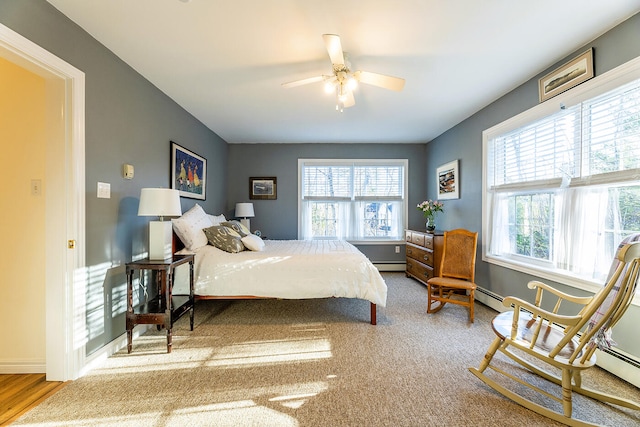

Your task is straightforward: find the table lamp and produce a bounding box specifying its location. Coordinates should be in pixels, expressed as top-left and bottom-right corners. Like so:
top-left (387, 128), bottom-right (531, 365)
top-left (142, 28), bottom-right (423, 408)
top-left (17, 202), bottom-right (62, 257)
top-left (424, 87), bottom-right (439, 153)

top-left (235, 202), bottom-right (255, 230)
top-left (138, 188), bottom-right (182, 260)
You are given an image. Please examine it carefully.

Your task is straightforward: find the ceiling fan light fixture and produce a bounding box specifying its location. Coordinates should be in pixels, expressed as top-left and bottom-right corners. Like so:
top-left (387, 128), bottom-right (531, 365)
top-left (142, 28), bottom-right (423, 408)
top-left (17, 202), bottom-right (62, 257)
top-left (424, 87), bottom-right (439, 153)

top-left (347, 76), bottom-right (358, 91)
top-left (324, 80), bottom-right (336, 94)
top-left (282, 33), bottom-right (406, 111)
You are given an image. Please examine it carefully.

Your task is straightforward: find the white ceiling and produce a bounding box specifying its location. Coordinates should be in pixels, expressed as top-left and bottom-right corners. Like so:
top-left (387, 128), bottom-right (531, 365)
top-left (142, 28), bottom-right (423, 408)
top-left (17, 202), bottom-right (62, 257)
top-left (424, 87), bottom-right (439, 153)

top-left (47, 0), bottom-right (639, 144)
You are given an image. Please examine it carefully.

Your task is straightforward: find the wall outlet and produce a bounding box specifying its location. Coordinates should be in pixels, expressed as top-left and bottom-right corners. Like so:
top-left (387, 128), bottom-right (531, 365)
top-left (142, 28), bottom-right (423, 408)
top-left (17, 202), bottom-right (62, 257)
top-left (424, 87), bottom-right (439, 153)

top-left (395, 245), bottom-right (401, 253)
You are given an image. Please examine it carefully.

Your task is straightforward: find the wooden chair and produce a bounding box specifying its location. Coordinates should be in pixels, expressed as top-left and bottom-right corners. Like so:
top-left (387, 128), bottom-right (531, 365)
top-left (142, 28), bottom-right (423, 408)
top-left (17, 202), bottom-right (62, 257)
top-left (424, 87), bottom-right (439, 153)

top-left (426, 228), bottom-right (478, 322)
top-left (469, 234), bottom-right (640, 426)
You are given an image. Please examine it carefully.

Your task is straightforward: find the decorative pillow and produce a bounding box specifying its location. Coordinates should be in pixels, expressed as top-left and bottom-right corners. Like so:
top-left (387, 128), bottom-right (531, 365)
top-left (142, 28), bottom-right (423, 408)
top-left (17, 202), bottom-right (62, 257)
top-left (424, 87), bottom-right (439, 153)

top-left (171, 204), bottom-right (214, 251)
top-left (209, 214), bottom-right (227, 225)
top-left (241, 234), bottom-right (265, 251)
top-left (222, 220), bottom-right (251, 237)
top-left (203, 225), bottom-right (245, 253)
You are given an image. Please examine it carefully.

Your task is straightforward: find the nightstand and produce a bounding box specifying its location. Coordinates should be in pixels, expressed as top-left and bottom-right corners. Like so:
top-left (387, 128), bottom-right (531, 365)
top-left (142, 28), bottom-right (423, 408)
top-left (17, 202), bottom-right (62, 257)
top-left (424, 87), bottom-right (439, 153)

top-left (125, 254), bottom-right (195, 353)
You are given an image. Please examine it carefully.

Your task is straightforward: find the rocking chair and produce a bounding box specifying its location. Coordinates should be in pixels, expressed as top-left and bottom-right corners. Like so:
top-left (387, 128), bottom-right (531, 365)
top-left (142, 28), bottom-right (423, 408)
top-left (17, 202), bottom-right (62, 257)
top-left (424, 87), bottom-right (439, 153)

top-left (469, 234), bottom-right (640, 426)
top-left (427, 229), bottom-right (478, 322)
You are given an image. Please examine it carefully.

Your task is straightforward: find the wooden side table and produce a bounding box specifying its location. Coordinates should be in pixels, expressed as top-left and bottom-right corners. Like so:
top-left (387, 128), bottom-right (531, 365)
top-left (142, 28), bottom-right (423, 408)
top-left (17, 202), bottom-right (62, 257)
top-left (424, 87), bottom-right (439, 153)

top-left (125, 254), bottom-right (195, 353)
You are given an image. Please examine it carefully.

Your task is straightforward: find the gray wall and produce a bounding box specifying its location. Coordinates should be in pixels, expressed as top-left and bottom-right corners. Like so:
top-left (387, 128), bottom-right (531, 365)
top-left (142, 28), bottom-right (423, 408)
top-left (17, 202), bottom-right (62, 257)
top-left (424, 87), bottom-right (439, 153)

top-left (0, 0), bottom-right (228, 354)
top-left (425, 12), bottom-right (640, 357)
top-left (227, 143), bottom-right (426, 263)
top-left (3, 1), bottom-right (639, 361)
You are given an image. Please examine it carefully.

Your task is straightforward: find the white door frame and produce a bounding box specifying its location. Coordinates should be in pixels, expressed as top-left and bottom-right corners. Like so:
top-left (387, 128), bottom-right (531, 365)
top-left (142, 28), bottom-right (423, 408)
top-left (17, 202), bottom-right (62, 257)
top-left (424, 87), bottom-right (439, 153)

top-left (0, 23), bottom-right (86, 381)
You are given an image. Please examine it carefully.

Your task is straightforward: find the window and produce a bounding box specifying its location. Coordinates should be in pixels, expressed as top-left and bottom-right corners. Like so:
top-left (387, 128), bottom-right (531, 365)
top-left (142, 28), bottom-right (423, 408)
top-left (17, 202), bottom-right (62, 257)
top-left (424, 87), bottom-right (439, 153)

top-left (484, 60), bottom-right (640, 292)
top-left (299, 159), bottom-right (407, 242)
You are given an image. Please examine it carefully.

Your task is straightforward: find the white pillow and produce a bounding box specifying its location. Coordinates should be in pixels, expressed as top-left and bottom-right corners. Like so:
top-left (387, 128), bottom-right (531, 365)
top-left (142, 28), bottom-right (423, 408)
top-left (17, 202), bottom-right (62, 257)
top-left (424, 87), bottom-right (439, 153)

top-left (172, 204), bottom-right (214, 251)
top-left (209, 214), bottom-right (227, 225)
top-left (241, 234), bottom-right (265, 251)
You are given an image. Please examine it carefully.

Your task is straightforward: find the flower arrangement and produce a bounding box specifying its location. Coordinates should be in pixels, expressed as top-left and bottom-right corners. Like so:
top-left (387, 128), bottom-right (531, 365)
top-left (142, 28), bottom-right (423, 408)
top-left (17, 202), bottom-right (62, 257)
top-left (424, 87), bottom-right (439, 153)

top-left (417, 200), bottom-right (444, 231)
top-left (417, 199), bottom-right (444, 218)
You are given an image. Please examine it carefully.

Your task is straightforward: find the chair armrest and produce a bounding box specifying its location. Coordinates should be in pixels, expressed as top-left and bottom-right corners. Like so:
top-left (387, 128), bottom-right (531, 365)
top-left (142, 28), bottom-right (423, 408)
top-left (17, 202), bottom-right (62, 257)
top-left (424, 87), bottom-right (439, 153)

top-left (502, 296), bottom-right (582, 326)
top-left (527, 281), bottom-right (593, 305)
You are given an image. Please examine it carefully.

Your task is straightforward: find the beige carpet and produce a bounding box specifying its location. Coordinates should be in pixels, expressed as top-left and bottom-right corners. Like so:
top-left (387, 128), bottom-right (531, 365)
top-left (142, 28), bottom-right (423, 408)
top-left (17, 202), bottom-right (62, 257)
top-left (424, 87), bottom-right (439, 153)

top-left (13, 273), bottom-right (640, 426)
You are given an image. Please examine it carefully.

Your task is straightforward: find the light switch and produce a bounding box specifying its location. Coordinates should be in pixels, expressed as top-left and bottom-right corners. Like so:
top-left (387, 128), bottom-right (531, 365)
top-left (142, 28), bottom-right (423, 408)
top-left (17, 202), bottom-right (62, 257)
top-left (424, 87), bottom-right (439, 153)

top-left (97, 182), bottom-right (111, 199)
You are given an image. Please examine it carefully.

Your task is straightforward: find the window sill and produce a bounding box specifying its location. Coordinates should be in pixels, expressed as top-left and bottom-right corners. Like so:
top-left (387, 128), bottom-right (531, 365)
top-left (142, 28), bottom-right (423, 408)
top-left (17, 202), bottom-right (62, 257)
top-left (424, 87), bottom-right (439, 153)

top-left (482, 253), bottom-right (640, 307)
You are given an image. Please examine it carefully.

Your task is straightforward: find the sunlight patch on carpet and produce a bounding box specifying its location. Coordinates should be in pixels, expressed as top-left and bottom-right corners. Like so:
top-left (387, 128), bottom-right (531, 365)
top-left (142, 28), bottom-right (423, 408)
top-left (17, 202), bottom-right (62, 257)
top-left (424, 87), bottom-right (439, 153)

top-left (205, 337), bottom-right (332, 368)
top-left (169, 401), bottom-right (298, 426)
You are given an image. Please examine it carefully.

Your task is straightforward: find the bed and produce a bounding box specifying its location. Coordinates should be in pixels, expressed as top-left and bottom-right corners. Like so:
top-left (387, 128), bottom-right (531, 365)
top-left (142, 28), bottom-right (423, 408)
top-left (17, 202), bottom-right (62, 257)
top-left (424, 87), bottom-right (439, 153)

top-left (171, 204), bottom-right (387, 325)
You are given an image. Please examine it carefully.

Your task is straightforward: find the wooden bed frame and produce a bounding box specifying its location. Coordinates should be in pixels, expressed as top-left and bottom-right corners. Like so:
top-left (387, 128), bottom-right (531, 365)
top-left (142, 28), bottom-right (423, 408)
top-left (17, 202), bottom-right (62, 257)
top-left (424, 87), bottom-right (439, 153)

top-left (172, 232), bottom-right (377, 325)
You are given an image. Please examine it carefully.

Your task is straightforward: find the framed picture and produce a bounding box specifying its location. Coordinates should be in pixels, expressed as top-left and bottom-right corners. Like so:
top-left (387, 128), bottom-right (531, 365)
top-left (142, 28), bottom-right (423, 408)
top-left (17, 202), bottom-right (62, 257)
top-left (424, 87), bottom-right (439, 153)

top-left (171, 141), bottom-right (206, 200)
top-left (437, 160), bottom-right (459, 200)
top-left (249, 177), bottom-right (277, 200)
top-left (538, 48), bottom-right (594, 102)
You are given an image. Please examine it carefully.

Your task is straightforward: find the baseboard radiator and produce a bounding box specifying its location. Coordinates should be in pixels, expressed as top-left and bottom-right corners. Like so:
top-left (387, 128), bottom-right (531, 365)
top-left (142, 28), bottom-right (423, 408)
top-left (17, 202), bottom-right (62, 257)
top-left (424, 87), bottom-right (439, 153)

top-left (374, 263), bottom-right (406, 272)
top-left (474, 286), bottom-right (640, 388)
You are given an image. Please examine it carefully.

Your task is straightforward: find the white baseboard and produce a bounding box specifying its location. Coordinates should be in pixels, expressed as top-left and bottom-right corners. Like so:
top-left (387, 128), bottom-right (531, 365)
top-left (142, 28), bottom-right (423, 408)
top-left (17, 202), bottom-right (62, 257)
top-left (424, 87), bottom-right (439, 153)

top-left (596, 348), bottom-right (640, 388)
top-left (474, 286), bottom-right (508, 313)
top-left (0, 327), bottom-right (152, 376)
top-left (375, 263), bottom-right (406, 272)
top-left (80, 326), bottom-right (152, 378)
top-left (0, 359), bottom-right (45, 374)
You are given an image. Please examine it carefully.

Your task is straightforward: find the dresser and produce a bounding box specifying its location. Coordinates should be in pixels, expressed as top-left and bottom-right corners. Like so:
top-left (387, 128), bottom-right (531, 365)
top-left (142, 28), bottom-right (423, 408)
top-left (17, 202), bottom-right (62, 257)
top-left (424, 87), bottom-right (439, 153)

top-left (405, 229), bottom-right (444, 285)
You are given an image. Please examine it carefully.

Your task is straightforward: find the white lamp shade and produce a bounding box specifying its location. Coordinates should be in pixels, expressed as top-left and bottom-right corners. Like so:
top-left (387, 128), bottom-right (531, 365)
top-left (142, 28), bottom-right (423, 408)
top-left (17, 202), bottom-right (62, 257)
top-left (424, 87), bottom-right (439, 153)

top-left (235, 202), bottom-right (255, 218)
top-left (138, 188), bottom-right (182, 218)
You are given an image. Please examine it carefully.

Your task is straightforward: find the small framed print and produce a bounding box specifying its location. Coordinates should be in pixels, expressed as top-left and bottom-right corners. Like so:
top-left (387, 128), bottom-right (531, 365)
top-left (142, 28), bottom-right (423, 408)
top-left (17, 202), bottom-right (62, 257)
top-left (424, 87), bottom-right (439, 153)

top-left (437, 160), bottom-right (459, 200)
top-left (249, 177), bottom-right (277, 200)
top-left (538, 48), bottom-right (594, 102)
top-left (171, 141), bottom-right (206, 200)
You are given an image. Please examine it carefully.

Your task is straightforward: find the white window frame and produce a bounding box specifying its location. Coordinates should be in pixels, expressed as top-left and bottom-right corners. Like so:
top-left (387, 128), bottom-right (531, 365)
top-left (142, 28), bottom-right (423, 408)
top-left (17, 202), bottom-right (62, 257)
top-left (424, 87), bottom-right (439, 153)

top-left (298, 158), bottom-right (408, 244)
top-left (483, 55), bottom-right (640, 301)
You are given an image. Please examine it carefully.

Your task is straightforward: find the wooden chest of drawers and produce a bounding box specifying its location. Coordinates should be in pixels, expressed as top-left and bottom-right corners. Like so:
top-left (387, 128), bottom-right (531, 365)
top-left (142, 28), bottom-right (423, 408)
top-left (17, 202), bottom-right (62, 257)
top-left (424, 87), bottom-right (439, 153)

top-left (405, 229), bottom-right (444, 285)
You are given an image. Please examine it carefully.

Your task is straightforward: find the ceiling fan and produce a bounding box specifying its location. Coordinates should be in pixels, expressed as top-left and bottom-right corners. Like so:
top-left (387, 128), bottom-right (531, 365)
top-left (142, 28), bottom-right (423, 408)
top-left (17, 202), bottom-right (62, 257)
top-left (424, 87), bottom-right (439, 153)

top-left (282, 34), bottom-right (405, 111)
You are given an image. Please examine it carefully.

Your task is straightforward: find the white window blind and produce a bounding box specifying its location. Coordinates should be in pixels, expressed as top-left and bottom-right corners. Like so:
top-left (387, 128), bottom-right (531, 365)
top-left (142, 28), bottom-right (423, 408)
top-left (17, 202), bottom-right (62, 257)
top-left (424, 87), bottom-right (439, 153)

top-left (581, 80), bottom-right (640, 178)
top-left (303, 165), bottom-right (352, 199)
top-left (354, 165), bottom-right (404, 199)
top-left (491, 106), bottom-right (580, 189)
top-left (299, 159), bottom-right (407, 241)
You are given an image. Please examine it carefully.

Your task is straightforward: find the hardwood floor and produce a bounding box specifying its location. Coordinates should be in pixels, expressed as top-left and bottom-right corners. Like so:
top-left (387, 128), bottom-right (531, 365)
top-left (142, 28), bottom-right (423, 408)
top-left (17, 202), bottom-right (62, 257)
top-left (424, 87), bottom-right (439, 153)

top-left (0, 374), bottom-right (67, 426)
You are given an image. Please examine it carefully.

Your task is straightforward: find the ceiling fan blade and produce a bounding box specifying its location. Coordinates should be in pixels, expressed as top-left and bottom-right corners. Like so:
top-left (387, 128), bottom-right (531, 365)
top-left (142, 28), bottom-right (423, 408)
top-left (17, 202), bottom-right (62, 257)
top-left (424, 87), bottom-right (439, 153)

top-left (343, 90), bottom-right (355, 108)
top-left (281, 75), bottom-right (325, 88)
top-left (354, 70), bottom-right (405, 92)
top-left (323, 34), bottom-right (344, 66)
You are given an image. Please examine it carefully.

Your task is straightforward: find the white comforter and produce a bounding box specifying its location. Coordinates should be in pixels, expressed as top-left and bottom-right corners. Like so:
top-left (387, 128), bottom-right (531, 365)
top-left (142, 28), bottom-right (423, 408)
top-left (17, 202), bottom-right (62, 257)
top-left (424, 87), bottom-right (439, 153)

top-left (174, 240), bottom-right (387, 306)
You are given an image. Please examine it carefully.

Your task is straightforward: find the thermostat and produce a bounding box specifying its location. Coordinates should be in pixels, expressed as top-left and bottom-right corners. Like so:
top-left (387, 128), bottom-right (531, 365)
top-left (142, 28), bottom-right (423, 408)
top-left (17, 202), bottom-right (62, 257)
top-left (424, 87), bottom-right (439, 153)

top-left (123, 164), bottom-right (134, 179)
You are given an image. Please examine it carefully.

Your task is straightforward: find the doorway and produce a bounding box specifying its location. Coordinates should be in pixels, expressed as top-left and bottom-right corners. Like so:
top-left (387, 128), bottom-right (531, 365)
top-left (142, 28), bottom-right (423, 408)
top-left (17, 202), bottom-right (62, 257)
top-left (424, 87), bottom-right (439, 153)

top-left (0, 23), bottom-right (86, 381)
